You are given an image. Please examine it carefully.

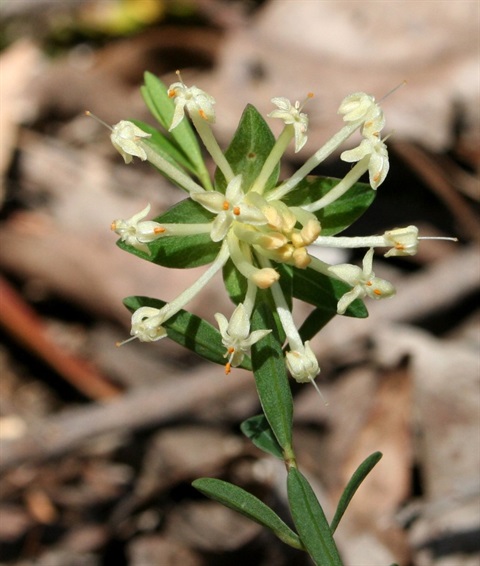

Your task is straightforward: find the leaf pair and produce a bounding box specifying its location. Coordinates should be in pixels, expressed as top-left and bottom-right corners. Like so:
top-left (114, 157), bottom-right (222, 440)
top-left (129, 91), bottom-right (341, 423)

top-left (194, 451), bottom-right (383, 565)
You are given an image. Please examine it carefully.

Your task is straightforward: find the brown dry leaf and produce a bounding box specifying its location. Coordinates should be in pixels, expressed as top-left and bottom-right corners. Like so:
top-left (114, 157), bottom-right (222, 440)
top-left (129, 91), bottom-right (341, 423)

top-left (333, 366), bottom-right (412, 565)
top-left (338, 365), bottom-right (413, 513)
top-left (374, 324), bottom-right (480, 565)
top-left (374, 324), bottom-right (480, 499)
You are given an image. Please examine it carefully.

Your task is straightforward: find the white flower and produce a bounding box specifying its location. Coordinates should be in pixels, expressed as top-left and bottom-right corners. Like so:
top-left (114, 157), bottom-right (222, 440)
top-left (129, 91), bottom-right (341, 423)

top-left (191, 175), bottom-right (266, 241)
top-left (130, 307), bottom-right (167, 342)
top-left (338, 92), bottom-right (379, 123)
top-left (111, 204), bottom-right (165, 255)
top-left (215, 304), bottom-right (271, 373)
top-left (362, 109), bottom-right (385, 140)
top-left (168, 80), bottom-right (216, 130)
top-left (329, 248), bottom-right (396, 314)
top-left (285, 341), bottom-right (320, 383)
top-left (383, 226), bottom-right (419, 257)
top-left (268, 96), bottom-right (310, 152)
top-left (110, 121), bottom-right (151, 164)
top-left (341, 138), bottom-right (389, 189)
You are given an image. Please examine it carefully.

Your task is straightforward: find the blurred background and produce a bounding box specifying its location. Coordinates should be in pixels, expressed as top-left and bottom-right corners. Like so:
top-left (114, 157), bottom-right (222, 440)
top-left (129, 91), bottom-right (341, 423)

top-left (0, 1), bottom-right (478, 565)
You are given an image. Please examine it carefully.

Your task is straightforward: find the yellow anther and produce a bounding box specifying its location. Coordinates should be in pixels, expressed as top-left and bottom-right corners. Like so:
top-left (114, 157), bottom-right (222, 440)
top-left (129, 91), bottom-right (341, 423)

top-left (154, 227), bottom-right (166, 234)
top-left (233, 206), bottom-right (241, 216)
top-left (291, 231), bottom-right (304, 248)
top-left (292, 247), bottom-right (311, 269)
top-left (222, 201), bottom-right (230, 211)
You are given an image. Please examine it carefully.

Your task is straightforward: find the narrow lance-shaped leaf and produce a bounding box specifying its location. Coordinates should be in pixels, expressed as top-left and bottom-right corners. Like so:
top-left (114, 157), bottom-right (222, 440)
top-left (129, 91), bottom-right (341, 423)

top-left (215, 104), bottom-right (279, 193)
top-left (297, 308), bottom-right (336, 343)
top-left (330, 451), bottom-right (383, 534)
top-left (193, 478), bottom-right (304, 550)
top-left (240, 414), bottom-right (284, 459)
top-left (287, 468), bottom-right (343, 566)
top-left (251, 303), bottom-right (293, 456)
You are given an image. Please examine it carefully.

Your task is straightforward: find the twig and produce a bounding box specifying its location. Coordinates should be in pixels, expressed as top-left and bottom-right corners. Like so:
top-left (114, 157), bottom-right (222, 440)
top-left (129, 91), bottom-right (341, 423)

top-left (0, 275), bottom-right (121, 400)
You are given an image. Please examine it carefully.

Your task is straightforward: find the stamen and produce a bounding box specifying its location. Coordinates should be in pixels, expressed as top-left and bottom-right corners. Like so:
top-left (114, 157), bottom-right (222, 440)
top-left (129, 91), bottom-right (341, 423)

top-left (110, 221), bottom-right (117, 231)
top-left (168, 70), bottom-right (185, 97)
top-left (373, 289), bottom-right (382, 296)
top-left (309, 377), bottom-right (329, 406)
top-left (233, 206), bottom-right (241, 216)
top-left (85, 110), bottom-right (113, 131)
top-left (298, 92), bottom-right (315, 112)
top-left (222, 201), bottom-right (230, 211)
top-left (378, 80), bottom-right (407, 103)
top-left (154, 227), bottom-right (166, 234)
top-left (199, 109), bottom-right (208, 120)
top-left (225, 347), bottom-right (235, 375)
top-left (418, 236), bottom-right (458, 242)
top-left (115, 335), bottom-right (137, 347)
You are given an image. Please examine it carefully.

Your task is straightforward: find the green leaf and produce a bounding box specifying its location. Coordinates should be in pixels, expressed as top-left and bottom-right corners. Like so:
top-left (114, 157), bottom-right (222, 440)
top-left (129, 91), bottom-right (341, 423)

top-left (193, 478), bottom-right (304, 550)
top-left (215, 104), bottom-right (279, 193)
top-left (123, 296), bottom-right (251, 371)
top-left (292, 267), bottom-right (368, 319)
top-left (298, 308), bottom-right (336, 343)
top-left (142, 71), bottom-right (211, 189)
top-left (330, 451), bottom-right (383, 534)
top-left (240, 414), bottom-right (284, 459)
top-left (287, 468), bottom-right (343, 566)
top-left (251, 303), bottom-right (293, 455)
top-left (222, 260), bottom-right (248, 305)
top-left (283, 176), bottom-right (375, 236)
top-left (117, 198), bottom-right (220, 268)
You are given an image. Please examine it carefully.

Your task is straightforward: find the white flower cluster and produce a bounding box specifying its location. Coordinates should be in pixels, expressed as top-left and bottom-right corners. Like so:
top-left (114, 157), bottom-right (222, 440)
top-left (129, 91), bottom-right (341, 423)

top-left (107, 76), bottom-right (455, 391)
